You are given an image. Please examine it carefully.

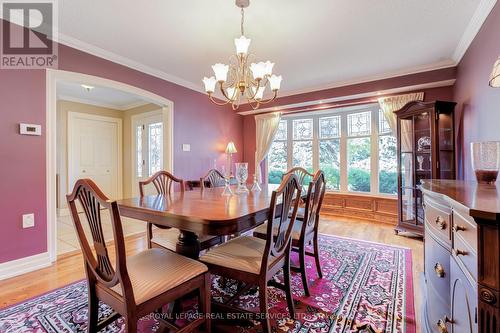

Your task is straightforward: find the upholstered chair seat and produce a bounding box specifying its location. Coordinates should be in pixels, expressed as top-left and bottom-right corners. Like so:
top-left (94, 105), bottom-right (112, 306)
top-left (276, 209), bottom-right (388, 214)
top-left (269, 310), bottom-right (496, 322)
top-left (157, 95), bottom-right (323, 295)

top-left (200, 236), bottom-right (278, 274)
top-left (112, 248), bottom-right (207, 305)
top-left (253, 219), bottom-right (303, 241)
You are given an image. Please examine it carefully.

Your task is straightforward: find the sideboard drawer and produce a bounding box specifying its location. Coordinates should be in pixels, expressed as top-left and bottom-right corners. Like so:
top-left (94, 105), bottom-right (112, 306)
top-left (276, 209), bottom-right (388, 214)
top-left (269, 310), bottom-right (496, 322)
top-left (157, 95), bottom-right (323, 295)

top-left (424, 196), bottom-right (451, 245)
top-left (452, 209), bottom-right (477, 252)
top-left (425, 229), bottom-right (451, 306)
top-left (453, 234), bottom-right (478, 282)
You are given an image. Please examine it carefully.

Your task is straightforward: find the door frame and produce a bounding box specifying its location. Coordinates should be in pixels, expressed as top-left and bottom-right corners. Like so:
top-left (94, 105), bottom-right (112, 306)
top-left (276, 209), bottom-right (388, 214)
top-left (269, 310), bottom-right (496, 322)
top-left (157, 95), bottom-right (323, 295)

top-left (130, 109), bottom-right (166, 197)
top-left (46, 69), bottom-right (174, 262)
top-left (67, 111), bottom-right (123, 200)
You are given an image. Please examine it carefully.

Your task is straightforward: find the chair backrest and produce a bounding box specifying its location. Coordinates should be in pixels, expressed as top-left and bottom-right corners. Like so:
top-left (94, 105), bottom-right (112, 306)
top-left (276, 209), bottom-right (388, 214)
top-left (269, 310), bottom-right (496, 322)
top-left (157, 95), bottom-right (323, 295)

top-left (139, 171), bottom-right (185, 197)
top-left (66, 179), bottom-right (131, 294)
top-left (262, 173), bottom-right (301, 271)
top-left (301, 170), bottom-right (327, 237)
top-left (283, 167), bottom-right (314, 186)
top-left (200, 169), bottom-right (225, 189)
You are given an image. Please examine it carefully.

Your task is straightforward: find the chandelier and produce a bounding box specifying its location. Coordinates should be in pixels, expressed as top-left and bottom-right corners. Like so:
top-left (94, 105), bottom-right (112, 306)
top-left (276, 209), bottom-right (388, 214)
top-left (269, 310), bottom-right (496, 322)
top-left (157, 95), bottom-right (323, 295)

top-left (202, 0), bottom-right (282, 110)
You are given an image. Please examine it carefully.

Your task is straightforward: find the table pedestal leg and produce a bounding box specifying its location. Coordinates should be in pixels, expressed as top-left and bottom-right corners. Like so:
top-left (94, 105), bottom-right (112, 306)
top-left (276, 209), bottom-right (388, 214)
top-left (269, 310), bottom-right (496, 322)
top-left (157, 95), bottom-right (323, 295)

top-left (176, 231), bottom-right (201, 259)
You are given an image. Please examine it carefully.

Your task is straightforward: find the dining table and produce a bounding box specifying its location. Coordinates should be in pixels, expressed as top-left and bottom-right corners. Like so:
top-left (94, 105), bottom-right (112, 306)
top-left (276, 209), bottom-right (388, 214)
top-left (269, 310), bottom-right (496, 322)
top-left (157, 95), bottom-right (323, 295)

top-left (116, 184), bottom-right (285, 259)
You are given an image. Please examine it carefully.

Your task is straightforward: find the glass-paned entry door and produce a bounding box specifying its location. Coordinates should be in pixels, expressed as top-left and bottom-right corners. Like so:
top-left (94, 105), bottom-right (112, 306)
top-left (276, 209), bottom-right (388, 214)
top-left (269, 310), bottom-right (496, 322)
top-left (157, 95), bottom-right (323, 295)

top-left (133, 112), bottom-right (164, 187)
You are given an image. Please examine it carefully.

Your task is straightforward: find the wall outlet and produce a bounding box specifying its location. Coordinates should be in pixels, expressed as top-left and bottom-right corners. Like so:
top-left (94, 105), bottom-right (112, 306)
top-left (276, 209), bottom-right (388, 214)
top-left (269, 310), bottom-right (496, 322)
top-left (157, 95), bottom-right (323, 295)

top-left (22, 213), bottom-right (35, 228)
top-left (182, 144), bottom-right (191, 152)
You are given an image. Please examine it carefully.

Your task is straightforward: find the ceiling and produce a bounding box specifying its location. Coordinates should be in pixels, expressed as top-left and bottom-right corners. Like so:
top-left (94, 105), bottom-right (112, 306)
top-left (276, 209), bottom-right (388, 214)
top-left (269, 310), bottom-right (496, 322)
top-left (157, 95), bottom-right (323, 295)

top-left (57, 0), bottom-right (496, 96)
top-left (57, 80), bottom-right (149, 110)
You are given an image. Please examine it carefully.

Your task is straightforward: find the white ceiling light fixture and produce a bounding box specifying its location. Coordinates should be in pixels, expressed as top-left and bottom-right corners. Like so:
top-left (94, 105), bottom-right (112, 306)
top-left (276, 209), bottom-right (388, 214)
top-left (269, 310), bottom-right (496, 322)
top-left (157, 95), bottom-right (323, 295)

top-left (202, 0), bottom-right (282, 110)
top-left (81, 84), bottom-right (95, 92)
top-left (489, 56), bottom-right (500, 88)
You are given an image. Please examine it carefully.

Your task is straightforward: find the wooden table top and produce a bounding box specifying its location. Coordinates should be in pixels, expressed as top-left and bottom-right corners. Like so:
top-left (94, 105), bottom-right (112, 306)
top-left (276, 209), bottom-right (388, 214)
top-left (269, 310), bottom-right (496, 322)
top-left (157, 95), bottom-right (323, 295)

top-left (420, 179), bottom-right (500, 221)
top-left (117, 185), bottom-right (281, 235)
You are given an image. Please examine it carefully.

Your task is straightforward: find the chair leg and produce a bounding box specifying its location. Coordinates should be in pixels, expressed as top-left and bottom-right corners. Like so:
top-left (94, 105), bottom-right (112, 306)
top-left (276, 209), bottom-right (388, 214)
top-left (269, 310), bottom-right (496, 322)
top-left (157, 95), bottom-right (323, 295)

top-left (87, 283), bottom-right (99, 332)
top-left (199, 273), bottom-right (212, 333)
top-left (146, 222), bottom-right (153, 249)
top-left (299, 244), bottom-right (310, 297)
top-left (283, 254), bottom-right (296, 319)
top-left (313, 234), bottom-right (323, 279)
top-left (259, 281), bottom-right (270, 333)
top-left (125, 315), bottom-right (137, 332)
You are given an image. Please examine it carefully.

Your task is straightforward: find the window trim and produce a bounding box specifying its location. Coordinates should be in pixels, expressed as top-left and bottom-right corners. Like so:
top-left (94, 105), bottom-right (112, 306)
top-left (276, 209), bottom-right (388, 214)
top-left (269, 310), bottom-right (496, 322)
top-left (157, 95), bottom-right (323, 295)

top-left (267, 103), bottom-right (397, 197)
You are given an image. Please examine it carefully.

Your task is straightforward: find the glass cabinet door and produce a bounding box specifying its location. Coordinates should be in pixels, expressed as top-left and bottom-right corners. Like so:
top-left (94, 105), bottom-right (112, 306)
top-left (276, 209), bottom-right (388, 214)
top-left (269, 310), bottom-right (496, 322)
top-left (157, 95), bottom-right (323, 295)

top-left (438, 112), bottom-right (454, 179)
top-left (400, 118), bottom-right (414, 222)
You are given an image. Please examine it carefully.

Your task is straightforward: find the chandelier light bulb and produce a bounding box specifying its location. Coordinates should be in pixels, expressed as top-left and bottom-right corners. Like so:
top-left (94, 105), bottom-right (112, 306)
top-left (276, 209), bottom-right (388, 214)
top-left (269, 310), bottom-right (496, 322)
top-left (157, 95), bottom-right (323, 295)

top-left (264, 61), bottom-right (274, 76)
top-left (212, 63), bottom-right (229, 82)
top-left (235, 36), bottom-right (251, 55)
top-left (202, 76), bottom-right (217, 93)
top-left (250, 62), bottom-right (267, 80)
top-left (269, 74), bottom-right (282, 91)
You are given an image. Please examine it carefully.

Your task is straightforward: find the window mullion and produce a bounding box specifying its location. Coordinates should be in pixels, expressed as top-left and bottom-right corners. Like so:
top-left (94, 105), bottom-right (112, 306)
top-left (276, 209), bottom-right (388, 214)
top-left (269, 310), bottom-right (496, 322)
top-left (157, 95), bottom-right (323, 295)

top-left (287, 119), bottom-right (292, 170)
top-left (312, 116), bottom-right (319, 172)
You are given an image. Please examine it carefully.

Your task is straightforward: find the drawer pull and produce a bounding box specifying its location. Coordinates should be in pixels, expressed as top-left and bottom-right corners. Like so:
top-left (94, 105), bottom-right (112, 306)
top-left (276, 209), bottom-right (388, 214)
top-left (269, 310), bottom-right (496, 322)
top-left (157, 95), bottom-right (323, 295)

top-left (435, 216), bottom-right (446, 230)
top-left (434, 263), bottom-right (445, 278)
top-left (437, 317), bottom-right (452, 333)
top-left (454, 249), bottom-right (468, 256)
top-left (452, 225), bottom-right (466, 232)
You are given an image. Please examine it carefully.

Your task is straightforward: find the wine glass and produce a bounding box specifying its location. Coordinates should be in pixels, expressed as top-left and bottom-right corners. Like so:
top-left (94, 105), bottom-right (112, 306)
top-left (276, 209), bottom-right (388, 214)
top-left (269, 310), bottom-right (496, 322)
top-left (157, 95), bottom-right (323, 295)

top-left (235, 163), bottom-right (249, 194)
top-left (220, 165), bottom-right (233, 196)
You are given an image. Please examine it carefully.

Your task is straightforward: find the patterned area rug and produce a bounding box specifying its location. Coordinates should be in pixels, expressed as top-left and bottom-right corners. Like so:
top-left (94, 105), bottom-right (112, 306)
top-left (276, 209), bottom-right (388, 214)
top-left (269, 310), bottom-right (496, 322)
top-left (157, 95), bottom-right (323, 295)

top-left (0, 235), bottom-right (415, 333)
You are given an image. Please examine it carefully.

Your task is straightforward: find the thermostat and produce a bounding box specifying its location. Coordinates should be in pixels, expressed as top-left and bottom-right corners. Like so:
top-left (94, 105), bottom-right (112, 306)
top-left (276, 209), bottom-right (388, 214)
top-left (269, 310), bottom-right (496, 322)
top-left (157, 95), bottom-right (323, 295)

top-left (20, 123), bottom-right (42, 136)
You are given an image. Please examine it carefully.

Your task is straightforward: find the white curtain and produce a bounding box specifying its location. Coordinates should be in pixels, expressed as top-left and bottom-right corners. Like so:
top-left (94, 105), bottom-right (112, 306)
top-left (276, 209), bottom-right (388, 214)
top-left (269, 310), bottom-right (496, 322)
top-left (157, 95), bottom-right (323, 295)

top-left (255, 112), bottom-right (281, 182)
top-left (378, 92), bottom-right (424, 137)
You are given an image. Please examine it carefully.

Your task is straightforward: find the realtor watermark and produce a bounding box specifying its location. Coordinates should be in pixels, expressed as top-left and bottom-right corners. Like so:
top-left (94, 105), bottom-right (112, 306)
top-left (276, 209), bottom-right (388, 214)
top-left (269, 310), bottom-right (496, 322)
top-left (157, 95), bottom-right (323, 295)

top-left (1, 0), bottom-right (58, 69)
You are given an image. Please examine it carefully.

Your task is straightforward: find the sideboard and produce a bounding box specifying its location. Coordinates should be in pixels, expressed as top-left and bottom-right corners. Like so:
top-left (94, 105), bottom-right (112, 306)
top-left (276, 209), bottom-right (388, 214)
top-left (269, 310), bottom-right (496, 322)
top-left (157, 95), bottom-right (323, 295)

top-left (420, 180), bottom-right (500, 333)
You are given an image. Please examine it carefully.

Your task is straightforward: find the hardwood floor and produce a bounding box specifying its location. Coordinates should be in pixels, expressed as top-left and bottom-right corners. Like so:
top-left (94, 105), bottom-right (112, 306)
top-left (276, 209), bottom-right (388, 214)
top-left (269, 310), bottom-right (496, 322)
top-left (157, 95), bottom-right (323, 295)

top-left (0, 217), bottom-right (423, 329)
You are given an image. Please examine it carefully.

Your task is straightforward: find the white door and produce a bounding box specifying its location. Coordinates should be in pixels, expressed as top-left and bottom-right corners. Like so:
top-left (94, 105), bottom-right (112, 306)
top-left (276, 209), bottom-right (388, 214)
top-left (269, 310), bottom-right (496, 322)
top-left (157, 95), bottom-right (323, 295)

top-left (69, 113), bottom-right (122, 199)
top-left (133, 111), bottom-right (164, 195)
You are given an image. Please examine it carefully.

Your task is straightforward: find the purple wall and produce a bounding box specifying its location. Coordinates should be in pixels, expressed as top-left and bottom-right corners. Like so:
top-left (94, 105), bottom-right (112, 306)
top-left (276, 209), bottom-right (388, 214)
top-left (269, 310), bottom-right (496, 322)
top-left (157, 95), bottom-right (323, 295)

top-left (454, 2), bottom-right (500, 180)
top-left (0, 40), bottom-right (242, 263)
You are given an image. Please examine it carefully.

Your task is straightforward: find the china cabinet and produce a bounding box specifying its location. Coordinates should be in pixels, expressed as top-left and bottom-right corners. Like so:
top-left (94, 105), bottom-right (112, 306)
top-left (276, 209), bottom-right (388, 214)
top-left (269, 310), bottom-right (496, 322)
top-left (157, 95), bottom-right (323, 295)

top-left (395, 100), bottom-right (456, 236)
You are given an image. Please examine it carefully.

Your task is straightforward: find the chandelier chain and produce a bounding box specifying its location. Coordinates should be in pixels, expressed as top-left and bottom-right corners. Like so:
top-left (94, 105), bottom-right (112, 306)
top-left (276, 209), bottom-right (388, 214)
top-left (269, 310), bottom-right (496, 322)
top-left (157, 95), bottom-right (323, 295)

top-left (240, 8), bottom-right (244, 36)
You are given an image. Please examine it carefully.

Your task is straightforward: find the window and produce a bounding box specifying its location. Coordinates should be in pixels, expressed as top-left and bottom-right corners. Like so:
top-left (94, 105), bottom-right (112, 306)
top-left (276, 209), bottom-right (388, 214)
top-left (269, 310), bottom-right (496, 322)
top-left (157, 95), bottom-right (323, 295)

top-left (267, 104), bottom-right (397, 196)
top-left (378, 110), bottom-right (397, 194)
top-left (268, 120), bottom-right (287, 184)
top-left (319, 116), bottom-right (340, 190)
top-left (133, 112), bottom-right (164, 181)
top-left (347, 111), bottom-right (371, 192)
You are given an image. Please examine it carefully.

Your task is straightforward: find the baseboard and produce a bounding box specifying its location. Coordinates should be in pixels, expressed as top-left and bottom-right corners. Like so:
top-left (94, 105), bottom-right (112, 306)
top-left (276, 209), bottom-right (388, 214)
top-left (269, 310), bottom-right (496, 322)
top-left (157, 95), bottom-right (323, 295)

top-left (0, 252), bottom-right (52, 281)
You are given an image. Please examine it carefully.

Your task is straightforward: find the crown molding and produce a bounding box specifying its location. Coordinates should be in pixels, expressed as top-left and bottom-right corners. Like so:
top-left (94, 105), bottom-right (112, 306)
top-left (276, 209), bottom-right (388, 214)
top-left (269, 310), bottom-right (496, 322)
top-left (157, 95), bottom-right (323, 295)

top-left (57, 94), bottom-right (137, 110)
top-left (120, 100), bottom-right (150, 110)
top-left (237, 79), bottom-right (456, 116)
top-left (452, 0), bottom-right (498, 63)
top-left (57, 33), bottom-right (205, 94)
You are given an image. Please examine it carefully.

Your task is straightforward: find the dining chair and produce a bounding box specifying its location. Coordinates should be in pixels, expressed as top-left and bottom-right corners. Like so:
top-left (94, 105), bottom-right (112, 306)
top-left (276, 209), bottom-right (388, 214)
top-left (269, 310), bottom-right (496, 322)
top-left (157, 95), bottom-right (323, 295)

top-left (199, 174), bottom-right (302, 332)
top-left (67, 179), bottom-right (211, 332)
top-left (283, 167), bottom-right (314, 186)
top-left (140, 170), bottom-right (223, 252)
top-left (200, 168), bottom-right (225, 190)
top-left (253, 170), bottom-right (326, 296)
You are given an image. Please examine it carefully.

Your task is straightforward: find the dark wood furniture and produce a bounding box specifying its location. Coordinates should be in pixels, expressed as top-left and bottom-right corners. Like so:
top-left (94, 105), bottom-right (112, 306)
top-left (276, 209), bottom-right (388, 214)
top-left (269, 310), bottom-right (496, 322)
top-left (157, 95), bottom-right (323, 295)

top-left (200, 169), bottom-right (225, 190)
top-left (395, 101), bottom-right (456, 237)
top-left (199, 174), bottom-right (302, 333)
top-left (420, 180), bottom-right (500, 333)
top-left (283, 167), bottom-right (314, 185)
top-left (117, 184), bottom-right (284, 259)
top-left (253, 170), bottom-right (326, 296)
top-left (139, 171), bottom-right (223, 253)
top-left (67, 179), bottom-right (211, 332)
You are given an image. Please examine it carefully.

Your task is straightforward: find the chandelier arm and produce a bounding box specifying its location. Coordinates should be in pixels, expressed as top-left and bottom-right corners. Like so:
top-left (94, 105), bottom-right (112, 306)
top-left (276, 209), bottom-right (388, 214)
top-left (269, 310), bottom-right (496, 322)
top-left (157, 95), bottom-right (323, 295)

top-left (249, 100), bottom-right (261, 110)
top-left (245, 79), bottom-right (262, 100)
top-left (254, 90), bottom-right (278, 105)
top-left (219, 83), bottom-right (233, 100)
top-left (208, 94), bottom-right (231, 106)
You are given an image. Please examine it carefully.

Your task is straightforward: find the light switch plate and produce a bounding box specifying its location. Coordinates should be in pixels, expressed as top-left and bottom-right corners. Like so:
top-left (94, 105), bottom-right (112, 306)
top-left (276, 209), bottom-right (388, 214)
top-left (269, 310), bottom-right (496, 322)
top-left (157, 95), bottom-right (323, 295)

top-left (20, 123), bottom-right (42, 136)
top-left (22, 213), bottom-right (35, 228)
top-left (182, 144), bottom-right (191, 152)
